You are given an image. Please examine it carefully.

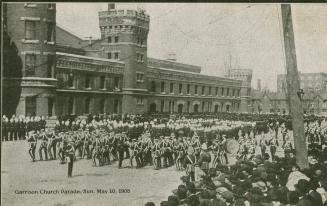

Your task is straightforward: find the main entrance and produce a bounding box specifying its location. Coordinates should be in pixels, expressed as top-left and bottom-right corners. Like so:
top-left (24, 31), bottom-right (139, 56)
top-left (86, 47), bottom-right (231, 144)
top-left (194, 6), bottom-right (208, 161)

top-left (149, 103), bottom-right (157, 113)
top-left (194, 104), bottom-right (199, 113)
top-left (178, 104), bottom-right (183, 113)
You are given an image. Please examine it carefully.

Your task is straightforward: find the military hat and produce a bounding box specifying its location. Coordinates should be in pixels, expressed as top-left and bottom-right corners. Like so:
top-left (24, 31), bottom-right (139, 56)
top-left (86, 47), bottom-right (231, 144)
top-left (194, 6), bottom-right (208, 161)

top-left (201, 143), bottom-right (208, 150)
top-left (187, 146), bottom-right (194, 154)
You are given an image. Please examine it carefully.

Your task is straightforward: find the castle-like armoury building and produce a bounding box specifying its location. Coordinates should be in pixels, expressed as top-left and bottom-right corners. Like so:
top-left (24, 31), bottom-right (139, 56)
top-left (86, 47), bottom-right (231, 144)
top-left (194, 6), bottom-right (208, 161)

top-left (3, 3), bottom-right (252, 117)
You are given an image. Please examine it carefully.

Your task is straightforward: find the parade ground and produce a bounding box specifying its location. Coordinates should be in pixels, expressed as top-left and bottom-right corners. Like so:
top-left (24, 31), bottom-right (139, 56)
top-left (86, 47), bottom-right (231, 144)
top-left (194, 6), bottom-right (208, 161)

top-left (1, 141), bottom-right (183, 206)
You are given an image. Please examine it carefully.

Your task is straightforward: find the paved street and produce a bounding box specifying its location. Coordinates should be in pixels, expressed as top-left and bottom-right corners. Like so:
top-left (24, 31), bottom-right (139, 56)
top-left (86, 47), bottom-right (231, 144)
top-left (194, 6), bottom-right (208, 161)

top-left (1, 141), bottom-right (183, 206)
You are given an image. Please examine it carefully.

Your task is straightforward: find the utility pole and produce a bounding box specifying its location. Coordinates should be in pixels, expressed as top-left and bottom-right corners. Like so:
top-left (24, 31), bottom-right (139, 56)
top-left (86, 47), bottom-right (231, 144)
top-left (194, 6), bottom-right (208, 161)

top-left (281, 4), bottom-right (309, 169)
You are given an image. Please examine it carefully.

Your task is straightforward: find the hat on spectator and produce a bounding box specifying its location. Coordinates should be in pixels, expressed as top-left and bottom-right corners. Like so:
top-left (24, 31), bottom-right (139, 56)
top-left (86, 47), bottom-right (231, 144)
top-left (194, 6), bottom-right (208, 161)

top-left (216, 187), bottom-right (229, 194)
top-left (221, 191), bottom-right (234, 202)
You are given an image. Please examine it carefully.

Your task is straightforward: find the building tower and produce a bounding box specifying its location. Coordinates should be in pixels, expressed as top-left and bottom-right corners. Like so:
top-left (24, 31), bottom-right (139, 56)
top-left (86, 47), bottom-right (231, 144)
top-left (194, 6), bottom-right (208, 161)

top-left (225, 68), bottom-right (253, 113)
top-left (3, 3), bottom-right (56, 116)
top-left (98, 4), bottom-right (150, 114)
top-left (257, 79), bottom-right (261, 91)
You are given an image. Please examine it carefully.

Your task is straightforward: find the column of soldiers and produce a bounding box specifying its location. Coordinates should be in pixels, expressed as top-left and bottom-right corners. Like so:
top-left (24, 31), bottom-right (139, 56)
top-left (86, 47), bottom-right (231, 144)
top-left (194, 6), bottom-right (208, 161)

top-left (2, 115), bottom-right (46, 141)
top-left (22, 116), bottom-right (327, 177)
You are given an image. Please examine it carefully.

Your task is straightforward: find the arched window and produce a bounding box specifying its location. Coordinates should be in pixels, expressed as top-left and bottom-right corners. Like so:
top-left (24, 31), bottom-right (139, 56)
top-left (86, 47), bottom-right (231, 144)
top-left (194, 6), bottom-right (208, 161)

top-left (68, 73), bottom-right (74, 88)
top-left (161, 81), bottom-right (165, 93)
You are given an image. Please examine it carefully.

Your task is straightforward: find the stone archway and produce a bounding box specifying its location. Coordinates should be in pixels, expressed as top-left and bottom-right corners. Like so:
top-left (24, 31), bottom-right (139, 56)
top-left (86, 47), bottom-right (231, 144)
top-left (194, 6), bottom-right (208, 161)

top-left (192, 101), bottom-right (200, 113)
top-left (214, 104), bottom-right (219, 113)
top-left (149, 103), bottom-right (157, 113)
top-left (213, 102), bottom-right (221, 113)
top-left (178, 104), bottom-right (183, 113)
top-left (224, 102), bottom-right (232, 112)
top-left (193, 104), bottom-right (199, 113)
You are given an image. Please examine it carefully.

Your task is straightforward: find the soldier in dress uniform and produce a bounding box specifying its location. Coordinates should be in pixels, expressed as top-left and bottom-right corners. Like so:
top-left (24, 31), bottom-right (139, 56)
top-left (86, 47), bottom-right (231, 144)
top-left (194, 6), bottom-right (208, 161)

top-left (8, 118), bottom-right (14, 141)
top-left (134, 139), bottom-right (143, 168)
top-left (27, 131), bottom-right (37, 162)
top-left (38, 129), bottom-right (48, 161)
top-left (26, 118), bottom-right (33, 134)
top-left (197, 143), bottom-right (211, 175)
top-left (117, 135), bottom-right (126, 169)
top-left (66, 143), bottom-right (75, 178)
top-left (152, 138), bottom-right (161, 169)
top-left (13, 118), bottom-right (20, 141)
top-left (58, 133), bottom-right (67, 164)
top-left (47, 130), bottom-right (56, 160)
top-left (41, 116), bottom-right (47, 130)
top-left (81, 129), bottom-right (91, 159)
top-left (161, 136), bottom-right (171, 168)
top-left (19, 118), bottom-right (27, 140)
top-left (2, 117), bottom-right (9, 141)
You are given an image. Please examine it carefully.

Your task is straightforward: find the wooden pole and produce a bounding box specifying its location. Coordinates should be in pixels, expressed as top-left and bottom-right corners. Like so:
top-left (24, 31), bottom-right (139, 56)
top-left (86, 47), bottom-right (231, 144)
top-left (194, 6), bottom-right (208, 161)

top-left (281, 4), bottom-right (309, 169)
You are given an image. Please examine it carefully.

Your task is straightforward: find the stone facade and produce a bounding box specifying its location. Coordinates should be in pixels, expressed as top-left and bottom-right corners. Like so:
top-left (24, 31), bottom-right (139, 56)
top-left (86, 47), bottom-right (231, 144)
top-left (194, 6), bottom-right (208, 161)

top-left (3, 3), bottom-right (252, 117)
top-left (3, 3), bottom-right (56, 116)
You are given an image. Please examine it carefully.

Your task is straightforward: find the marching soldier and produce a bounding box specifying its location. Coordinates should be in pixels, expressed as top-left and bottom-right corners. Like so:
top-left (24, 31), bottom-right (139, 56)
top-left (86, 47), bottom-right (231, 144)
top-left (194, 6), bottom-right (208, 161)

top-left (27, 131), bottom-right (37, 162)
top-left (47, 130), bottom-right (56, 160)
top-left (58, 133), bottom-right (67, 164)
top-left (66, 143), bottom-right (75, 178)
top-left (117, 135), bottom-right (125, 169)
top-left (161, 137), bottom-right (171, 168)
top-left (134, 139), bottom-right (143, 168)
top-left (152, 138), bottom-right (161, 169)
top-left (38, 129), bottom-right (48, 161)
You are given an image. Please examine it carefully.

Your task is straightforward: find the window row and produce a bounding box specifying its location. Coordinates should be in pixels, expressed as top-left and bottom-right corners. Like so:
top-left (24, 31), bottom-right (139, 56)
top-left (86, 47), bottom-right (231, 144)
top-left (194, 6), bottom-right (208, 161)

top-left (66, 74), bottom-right (121, 90)
top-left (101, 24), bottom-right (146, 34)
top-left (136, 53), bottom-right (144, 62)
top-left (136, 72), bottom-right (144, 82)
top-left (24, 20), bottom-right (54, 42)
top-left (150, 101), bottom-right (240, 113)
top-left (107, 52), bottom-right (120, 60)
top-left (56, 59), bottom-right (121, 74)
top-left (149, 81), bottom-right (241, 97)
top-left (136, 36), bottom-right (146, 45)
top-left (67, 97), bottom-right (120, 115)
top-left (106, 36), bottom-right (119, 43)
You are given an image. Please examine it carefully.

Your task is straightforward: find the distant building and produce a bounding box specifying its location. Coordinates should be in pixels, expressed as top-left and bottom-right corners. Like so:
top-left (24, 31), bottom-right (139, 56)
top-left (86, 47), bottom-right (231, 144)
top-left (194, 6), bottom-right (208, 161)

top-left (251, 85), bottom-right (327, 116)
top-left (277, 72), bottom-right (327, 93)
top-left (225, 68), bottom-right (253, 113)
top-left (3, 3), bottom-right (252, 117)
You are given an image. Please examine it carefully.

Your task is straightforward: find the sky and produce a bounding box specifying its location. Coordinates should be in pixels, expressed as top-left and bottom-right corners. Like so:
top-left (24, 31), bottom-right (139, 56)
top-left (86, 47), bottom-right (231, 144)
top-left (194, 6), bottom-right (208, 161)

top-left (56, 3), bottom-right (327, 91)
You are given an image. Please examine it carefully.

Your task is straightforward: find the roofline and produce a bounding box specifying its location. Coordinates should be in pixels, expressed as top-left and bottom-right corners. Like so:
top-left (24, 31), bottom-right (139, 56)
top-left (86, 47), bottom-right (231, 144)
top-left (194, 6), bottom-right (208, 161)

top-left (56, 52), bottom-right (125, 64)
top-left (148, 66), bottom-right (241, 83)
top-left (56, 25), bottom-right (84, 41)
top-left (147, 57), bottom-right (201, 69)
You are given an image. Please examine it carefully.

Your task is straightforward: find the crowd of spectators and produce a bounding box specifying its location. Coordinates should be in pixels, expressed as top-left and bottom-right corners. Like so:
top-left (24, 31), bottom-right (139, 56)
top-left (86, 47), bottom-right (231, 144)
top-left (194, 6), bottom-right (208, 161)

top-left (147, 146), bottom-right (327, 206)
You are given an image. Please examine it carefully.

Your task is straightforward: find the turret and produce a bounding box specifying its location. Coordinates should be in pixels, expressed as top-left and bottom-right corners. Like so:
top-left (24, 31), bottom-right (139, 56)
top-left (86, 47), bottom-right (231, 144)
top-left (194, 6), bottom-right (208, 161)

top-left (98, 4), bottom-right (150, 113)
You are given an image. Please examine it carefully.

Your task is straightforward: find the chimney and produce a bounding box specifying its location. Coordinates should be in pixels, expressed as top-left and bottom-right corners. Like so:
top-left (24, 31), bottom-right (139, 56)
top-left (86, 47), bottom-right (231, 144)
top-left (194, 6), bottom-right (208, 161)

top-left (108, 3), bottom-right (115, 10)
top-left (166, 52), bottom-right (176, 62)
top-left (257, 79), bottom-right (261, 91)
top-left (85, 36), bottom-right (92, 45)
